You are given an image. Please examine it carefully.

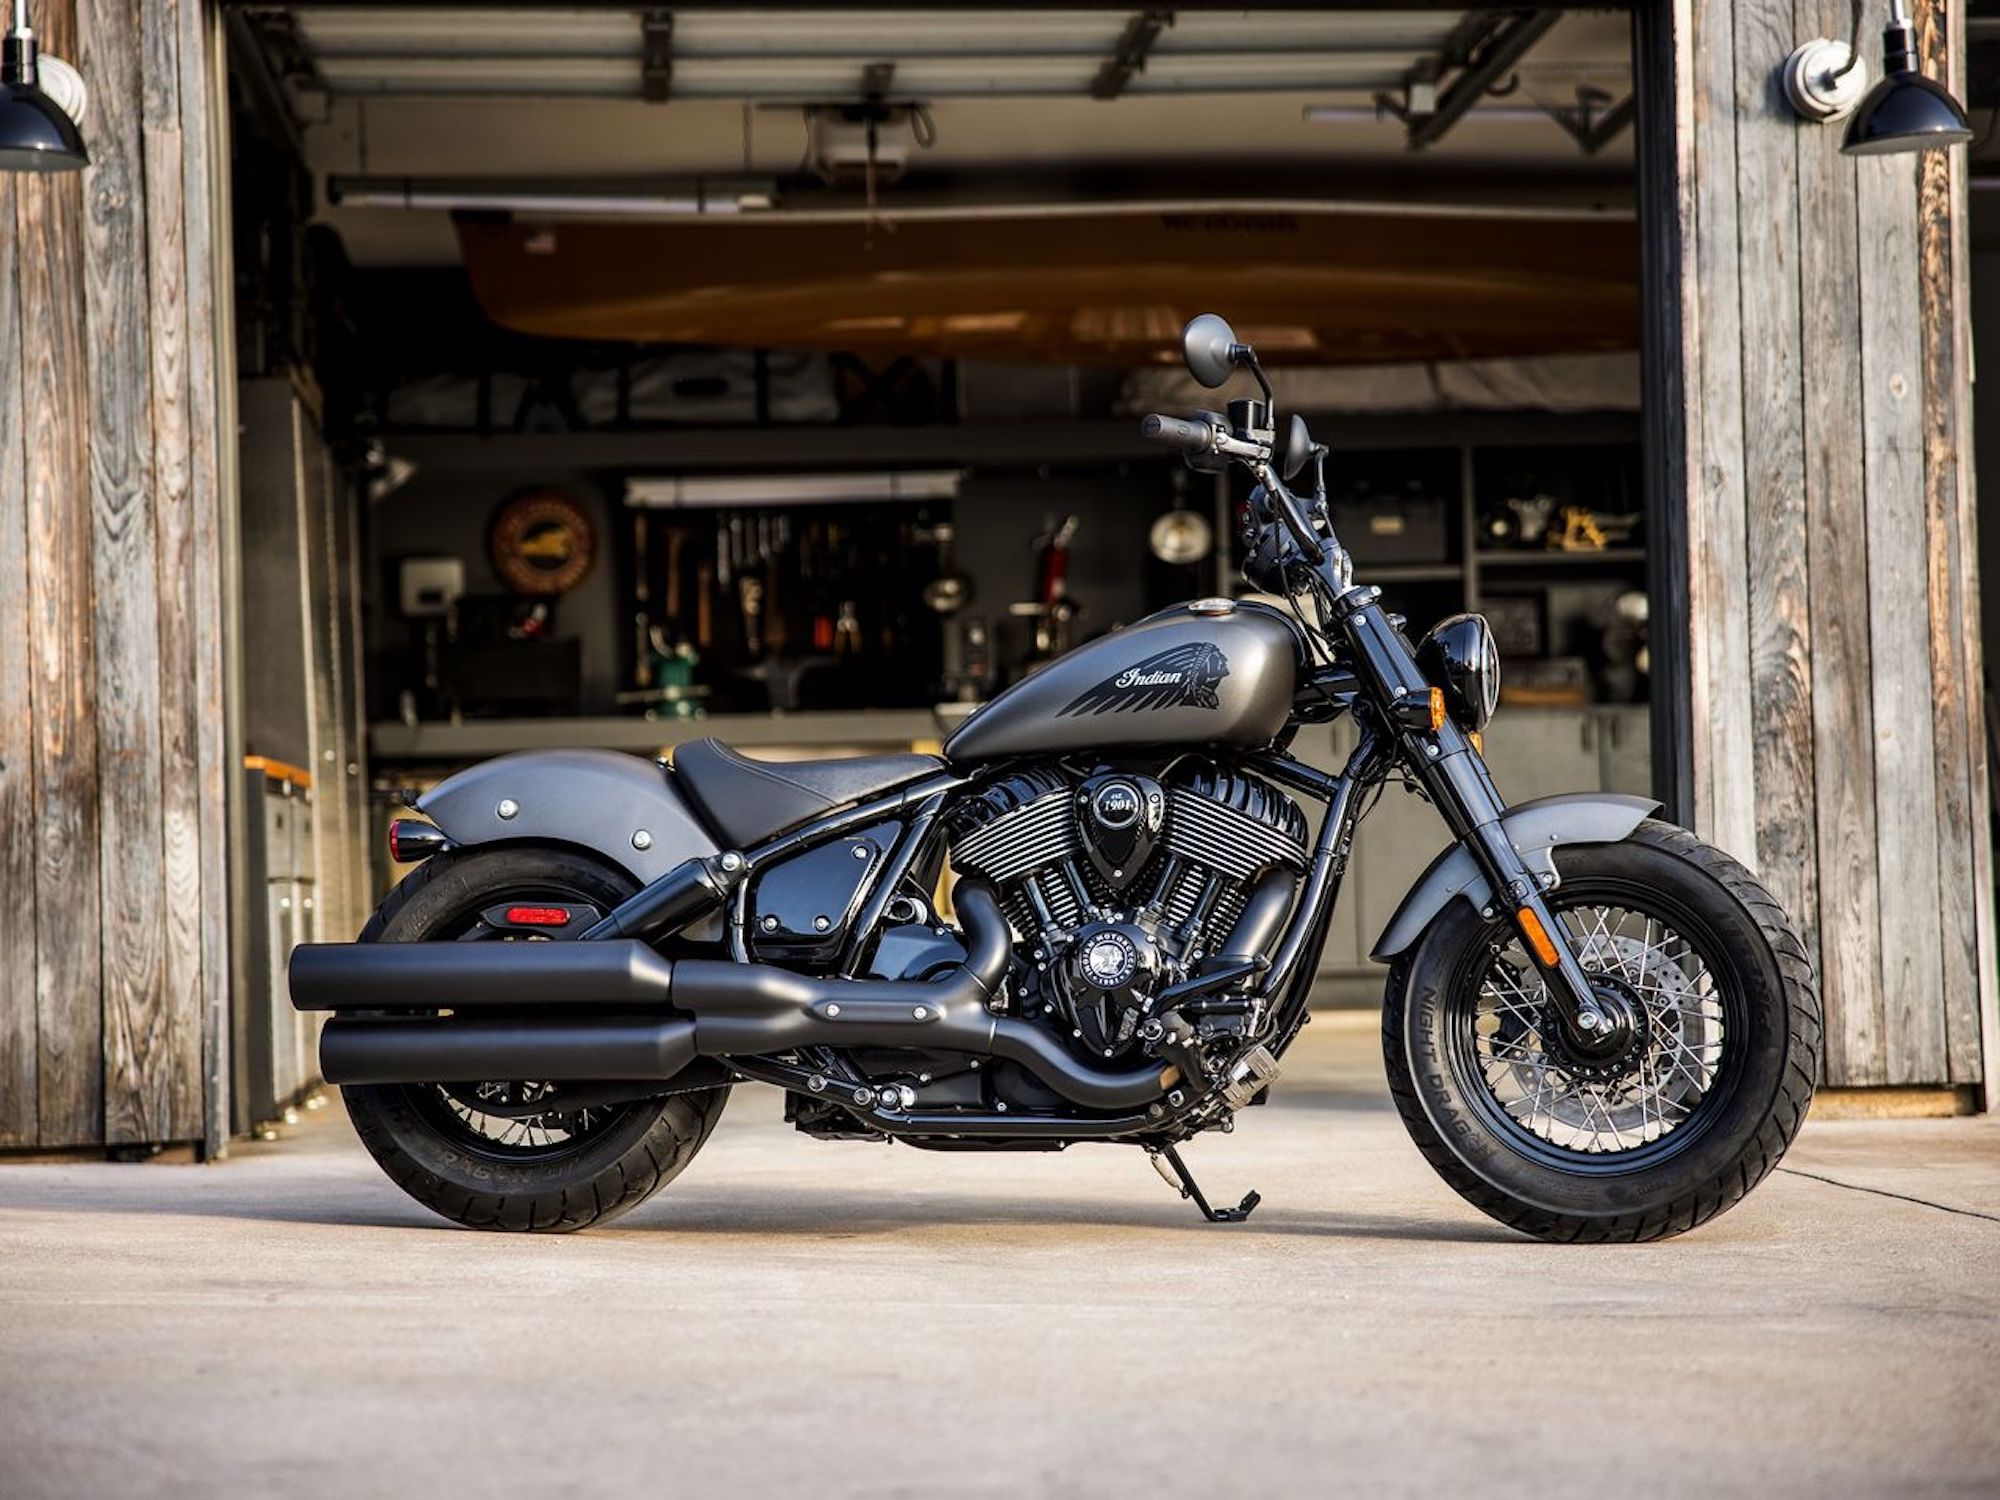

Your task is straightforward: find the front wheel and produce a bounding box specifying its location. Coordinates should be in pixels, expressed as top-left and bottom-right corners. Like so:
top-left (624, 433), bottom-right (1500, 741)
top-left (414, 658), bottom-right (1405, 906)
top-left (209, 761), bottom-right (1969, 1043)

top-left (1383, 819), bottom-right (1820, 1243)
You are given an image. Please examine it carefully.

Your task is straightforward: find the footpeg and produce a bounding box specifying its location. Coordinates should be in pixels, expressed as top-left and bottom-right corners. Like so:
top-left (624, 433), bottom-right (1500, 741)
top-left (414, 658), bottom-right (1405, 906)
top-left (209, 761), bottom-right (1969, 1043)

top-left (1221, 1044), bottom-right (1281, 1111)
top-left (1149, 1145), bottom-right (1261, 1224)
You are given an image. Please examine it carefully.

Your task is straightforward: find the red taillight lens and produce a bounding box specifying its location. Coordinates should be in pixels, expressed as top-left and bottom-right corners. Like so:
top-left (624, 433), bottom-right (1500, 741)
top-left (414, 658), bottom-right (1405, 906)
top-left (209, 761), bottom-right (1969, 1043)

top-left (503, 906), bottom-right (572, 927)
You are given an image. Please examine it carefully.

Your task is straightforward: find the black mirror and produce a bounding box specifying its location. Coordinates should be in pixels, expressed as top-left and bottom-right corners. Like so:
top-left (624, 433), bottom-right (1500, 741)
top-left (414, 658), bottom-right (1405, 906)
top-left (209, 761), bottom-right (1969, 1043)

top-left (1181, 314), bottom-right (1240, 389)
top-left (1282, 414), bottom-right (1315, 482)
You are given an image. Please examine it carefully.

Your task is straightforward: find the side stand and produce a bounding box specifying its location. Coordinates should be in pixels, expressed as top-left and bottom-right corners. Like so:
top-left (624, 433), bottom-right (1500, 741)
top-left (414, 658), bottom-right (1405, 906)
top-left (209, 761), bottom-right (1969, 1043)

top-left (1149, 1145), bottom-right (1261, 1223)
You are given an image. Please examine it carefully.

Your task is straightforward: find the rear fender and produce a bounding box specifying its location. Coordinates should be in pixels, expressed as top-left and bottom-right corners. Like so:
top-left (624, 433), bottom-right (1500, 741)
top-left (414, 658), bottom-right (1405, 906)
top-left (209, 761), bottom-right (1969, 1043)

top-left (415, 749), bottom-right (720, 884)
top-left (1368, 792), bottom-right (1661, 963)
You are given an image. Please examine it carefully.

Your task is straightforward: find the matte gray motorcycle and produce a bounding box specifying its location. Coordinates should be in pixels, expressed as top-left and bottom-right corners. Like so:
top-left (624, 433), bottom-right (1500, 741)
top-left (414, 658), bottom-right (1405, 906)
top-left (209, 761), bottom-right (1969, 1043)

top-left (291, 315), bottom-right (1820, 1241)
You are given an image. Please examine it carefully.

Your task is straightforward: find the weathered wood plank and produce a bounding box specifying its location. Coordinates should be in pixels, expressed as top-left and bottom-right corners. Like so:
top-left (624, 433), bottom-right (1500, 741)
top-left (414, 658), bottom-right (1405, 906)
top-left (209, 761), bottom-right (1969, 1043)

top-left (77, 0), bottom-right (172, 1144)
top-left (178, 0), bottom-right (234, 1156)
top-left (1911, 0), bottom-right (1984, 1086)
top-left (1794, 0), bottom-right (1883, 1085)
top-left (1855, 146), bottom-right (1949, 1084)
top-left (1935, 0), bottom-right (1999, 1094)
top-left (0, 170), bottom-right (40, 1146)
top-left (1686, 0), bottom-right (1756, 861)
top-left (140, 0), bottom-right (204, 1139)
top-left (1733, 0), bottom-right (1817, 970)
top-left (16, 0), bottom-right (104, 1147)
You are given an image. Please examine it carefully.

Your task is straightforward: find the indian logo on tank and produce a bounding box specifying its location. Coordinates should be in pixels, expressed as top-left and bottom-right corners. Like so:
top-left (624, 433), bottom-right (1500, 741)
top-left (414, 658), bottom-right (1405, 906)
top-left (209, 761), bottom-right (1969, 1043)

top-left (1057, 643), bottom-right (1230, 716)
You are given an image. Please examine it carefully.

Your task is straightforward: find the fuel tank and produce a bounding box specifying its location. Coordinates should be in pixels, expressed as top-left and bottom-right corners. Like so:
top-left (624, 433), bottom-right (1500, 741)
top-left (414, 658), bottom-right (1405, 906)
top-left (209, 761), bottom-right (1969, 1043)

top-left (945, 600), bottom-right (1300, 763)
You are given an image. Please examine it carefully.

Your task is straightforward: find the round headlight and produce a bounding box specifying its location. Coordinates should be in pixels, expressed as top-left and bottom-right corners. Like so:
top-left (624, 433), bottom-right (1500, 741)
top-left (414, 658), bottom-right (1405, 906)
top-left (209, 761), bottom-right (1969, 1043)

top-left (1416, 613), bottom-right (1500, 732)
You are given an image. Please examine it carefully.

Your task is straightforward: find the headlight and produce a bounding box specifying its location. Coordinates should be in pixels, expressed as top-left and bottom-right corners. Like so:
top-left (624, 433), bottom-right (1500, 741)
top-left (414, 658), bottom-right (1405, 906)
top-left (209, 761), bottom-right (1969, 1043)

top-left (1417, 613), bottom-right (1501, 732)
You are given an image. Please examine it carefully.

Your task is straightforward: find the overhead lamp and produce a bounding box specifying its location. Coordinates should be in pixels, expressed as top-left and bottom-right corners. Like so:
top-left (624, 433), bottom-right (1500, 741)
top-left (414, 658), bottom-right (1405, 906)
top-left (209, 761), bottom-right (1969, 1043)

top-left (1782, 0), bottom-right (1971, 155)
top-left (0, 0), bottom-right (88, 173)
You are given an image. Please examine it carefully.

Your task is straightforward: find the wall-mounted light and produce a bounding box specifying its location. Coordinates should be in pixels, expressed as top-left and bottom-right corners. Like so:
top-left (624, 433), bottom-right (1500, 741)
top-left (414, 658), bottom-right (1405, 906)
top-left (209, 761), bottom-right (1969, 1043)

top-left (0, 0), bottom-right (88, 173)
top-left (1783, 0), bottom-right (1971, 155)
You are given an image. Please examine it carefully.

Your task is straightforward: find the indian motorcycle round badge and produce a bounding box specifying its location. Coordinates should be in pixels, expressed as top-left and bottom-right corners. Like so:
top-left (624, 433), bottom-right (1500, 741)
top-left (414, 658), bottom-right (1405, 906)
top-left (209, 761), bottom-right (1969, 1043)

top-left (489, 489), bottom-right (596, 596)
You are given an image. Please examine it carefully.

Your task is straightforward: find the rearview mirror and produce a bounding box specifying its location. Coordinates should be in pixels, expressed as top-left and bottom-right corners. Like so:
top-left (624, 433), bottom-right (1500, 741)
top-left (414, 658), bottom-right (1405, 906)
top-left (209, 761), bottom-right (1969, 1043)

top-left (1282, 414), bottom-right (1315, 482)
top-left (1181, 314), bottom-right (1240, 389)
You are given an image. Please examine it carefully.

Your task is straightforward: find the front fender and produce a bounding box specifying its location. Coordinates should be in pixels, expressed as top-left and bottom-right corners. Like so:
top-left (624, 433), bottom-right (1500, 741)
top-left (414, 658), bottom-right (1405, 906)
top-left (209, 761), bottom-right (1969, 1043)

top-left (1368, 792), bottom-right (1661, 963)
top-left (416, 749), bottom-right (719, 884)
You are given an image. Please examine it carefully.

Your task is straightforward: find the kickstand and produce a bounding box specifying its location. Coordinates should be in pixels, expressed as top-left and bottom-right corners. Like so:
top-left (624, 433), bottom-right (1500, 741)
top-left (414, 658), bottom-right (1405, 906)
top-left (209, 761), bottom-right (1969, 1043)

top-left (1149, 1145), bottom-right (1261, 1224)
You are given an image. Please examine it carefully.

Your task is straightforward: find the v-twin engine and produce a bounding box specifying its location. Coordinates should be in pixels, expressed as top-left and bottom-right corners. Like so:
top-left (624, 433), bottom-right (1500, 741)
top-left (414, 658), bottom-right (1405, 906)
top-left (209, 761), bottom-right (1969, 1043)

top-left (945, 760), bottom-right (1307, 1060)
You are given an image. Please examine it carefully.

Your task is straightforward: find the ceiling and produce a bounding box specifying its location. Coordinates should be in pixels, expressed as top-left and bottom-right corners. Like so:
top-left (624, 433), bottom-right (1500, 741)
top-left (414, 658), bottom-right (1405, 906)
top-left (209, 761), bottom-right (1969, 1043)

top-left (240, 7), bottom-right (1638, 266)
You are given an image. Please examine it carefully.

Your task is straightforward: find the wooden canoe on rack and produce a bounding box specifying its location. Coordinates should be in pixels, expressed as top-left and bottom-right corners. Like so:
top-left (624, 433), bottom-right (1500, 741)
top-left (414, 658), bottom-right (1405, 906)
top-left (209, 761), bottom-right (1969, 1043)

top-left (458, 202), bottom-right (1639, 366)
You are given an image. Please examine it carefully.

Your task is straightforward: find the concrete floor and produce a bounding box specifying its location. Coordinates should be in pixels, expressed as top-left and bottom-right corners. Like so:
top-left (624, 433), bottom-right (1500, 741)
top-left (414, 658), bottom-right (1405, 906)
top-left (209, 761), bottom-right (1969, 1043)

top-left (1, 1013), bottom-right (1996, 1500)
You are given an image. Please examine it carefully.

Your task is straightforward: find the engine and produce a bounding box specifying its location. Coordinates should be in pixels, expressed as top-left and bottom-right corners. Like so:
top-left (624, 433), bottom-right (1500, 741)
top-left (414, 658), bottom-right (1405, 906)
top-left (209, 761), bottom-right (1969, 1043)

top-left (945, 761), bottom-right (1307, 1062)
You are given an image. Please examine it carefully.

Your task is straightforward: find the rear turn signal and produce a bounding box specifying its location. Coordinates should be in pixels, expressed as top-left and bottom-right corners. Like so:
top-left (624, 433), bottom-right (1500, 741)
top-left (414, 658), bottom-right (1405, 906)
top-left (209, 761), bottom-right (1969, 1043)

top-left (1516, 907), bottom-right (1560, 968)
top-left (387, 819), bottom-right (448, 863)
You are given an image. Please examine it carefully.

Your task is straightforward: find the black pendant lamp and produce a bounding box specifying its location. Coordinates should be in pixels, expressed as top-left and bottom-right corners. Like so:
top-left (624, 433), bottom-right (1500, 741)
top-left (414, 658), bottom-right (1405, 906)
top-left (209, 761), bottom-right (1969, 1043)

top-left (1843, 0), bottom-right (1973, 156)
top-left (1, 1), bottom-right (88, 173)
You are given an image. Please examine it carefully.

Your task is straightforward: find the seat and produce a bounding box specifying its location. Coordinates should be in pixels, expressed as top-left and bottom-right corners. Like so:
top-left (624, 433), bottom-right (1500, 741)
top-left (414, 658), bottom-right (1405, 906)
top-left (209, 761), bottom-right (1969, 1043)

top-left (671, 737), bottom-right (943, 849)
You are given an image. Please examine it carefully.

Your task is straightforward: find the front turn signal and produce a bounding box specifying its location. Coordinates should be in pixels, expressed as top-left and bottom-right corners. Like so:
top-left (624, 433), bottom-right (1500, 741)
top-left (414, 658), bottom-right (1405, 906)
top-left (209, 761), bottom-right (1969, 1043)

top-left (1516, 907), bottom-right (1560, 968)
top-left (1428, 687), bottom-right (1447, 732)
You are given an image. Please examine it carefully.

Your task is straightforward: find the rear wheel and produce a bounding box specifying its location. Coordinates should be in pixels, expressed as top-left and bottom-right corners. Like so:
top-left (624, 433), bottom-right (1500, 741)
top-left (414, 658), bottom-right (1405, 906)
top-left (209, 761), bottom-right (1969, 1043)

top-left (1383, 820), bottom-right (1819, 1243)
top-left (340, 846), bottom-right (729, 1232)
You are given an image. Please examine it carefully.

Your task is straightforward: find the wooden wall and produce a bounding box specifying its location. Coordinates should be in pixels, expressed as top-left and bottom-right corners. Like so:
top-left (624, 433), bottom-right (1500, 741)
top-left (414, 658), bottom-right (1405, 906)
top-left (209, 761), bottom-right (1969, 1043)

top-left (1664, 0), bottom-right (1994, 1087)
top-left (0, 0), bottom-right (230, 1150)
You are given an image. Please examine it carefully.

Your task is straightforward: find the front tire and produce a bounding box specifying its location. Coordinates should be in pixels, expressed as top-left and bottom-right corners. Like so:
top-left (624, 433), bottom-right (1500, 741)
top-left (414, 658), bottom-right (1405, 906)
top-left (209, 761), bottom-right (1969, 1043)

top-left (340, 846), bottom-right (730, 1232)
top-left (1383, 820), bottom-right (1820, 1243)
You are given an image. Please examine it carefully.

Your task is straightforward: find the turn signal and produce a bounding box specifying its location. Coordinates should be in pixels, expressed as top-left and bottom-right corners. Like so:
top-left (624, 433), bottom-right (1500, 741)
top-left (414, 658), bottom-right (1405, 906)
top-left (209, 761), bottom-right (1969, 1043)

top-left (1517, 907), bottom-right (1560, 968)
top-left (1428, 687), bottom-right (1447, 732)
top-left (387, 819), bottom-right (447, 863)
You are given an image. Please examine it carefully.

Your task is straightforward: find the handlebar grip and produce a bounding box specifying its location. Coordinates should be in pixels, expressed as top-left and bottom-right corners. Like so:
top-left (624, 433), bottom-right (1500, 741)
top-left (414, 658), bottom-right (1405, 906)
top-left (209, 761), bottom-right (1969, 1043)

top-left (1140, 413), bottom-right (1216, 454)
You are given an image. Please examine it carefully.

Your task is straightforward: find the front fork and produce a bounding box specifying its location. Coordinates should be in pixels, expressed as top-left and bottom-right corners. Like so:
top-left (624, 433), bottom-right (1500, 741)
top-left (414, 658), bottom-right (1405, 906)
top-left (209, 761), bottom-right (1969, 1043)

top-left (1337, 591), bottom-right (1612, 1035)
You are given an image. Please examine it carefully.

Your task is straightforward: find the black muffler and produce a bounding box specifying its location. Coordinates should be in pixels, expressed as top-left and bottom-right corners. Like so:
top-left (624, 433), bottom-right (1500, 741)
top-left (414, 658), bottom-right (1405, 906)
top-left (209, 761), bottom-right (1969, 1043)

top-left (295, 884), bottom-right (1171, 1111)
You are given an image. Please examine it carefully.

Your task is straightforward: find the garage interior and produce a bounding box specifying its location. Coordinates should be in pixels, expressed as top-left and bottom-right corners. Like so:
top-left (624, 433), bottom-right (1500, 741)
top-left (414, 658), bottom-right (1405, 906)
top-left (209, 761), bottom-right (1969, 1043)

top-left (220, 5), bottom-right (1651, 1130)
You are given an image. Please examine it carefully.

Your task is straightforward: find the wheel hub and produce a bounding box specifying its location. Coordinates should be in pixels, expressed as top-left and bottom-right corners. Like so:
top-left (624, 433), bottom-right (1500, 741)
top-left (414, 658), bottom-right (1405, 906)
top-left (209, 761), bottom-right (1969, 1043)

top-left (1545, 976), bottom-right (1650, 1082)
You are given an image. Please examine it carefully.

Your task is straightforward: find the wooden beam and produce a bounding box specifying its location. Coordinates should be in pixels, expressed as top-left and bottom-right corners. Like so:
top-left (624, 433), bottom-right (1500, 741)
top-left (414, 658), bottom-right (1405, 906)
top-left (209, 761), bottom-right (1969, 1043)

top-left (16, 0), bottom-right (104, 1149)
top-left (1735, 0), bottom-right (1818, 1011)
top-left (0, 168), bottom-right (38, 1148)
top-left (141, 0), bottom-right (206, 1141)
top-left (181, 0), bottom-right (236, 1156)
top-left (77, 0), bottom-right (173, 1145)
top-left (1915, 0), bottom-right (1990, 1089)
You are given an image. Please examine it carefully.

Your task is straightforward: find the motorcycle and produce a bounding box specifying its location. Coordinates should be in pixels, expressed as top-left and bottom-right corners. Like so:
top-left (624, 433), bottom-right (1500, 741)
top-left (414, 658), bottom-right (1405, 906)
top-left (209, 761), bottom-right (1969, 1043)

top-left (291, 314), bottom-right (1820, 1240)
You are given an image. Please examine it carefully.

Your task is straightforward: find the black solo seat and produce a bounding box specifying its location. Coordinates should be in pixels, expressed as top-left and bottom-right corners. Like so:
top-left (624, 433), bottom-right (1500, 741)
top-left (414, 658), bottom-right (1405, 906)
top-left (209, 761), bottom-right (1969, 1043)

top-left (671, 737), bottom-right (943, 849)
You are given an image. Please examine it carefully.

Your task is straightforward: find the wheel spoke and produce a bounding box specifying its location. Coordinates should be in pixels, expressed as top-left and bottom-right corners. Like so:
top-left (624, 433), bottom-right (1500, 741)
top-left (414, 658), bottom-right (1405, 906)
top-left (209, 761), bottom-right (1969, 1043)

top-left (1471, 899), bottom-right (1727, 1160)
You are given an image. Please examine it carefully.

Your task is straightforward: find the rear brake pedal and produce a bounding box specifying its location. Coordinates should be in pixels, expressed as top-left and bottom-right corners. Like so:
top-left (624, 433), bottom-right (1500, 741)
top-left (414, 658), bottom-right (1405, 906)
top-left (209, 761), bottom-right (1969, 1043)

top-left (1149, 1145), bottom-right (1261, 1224)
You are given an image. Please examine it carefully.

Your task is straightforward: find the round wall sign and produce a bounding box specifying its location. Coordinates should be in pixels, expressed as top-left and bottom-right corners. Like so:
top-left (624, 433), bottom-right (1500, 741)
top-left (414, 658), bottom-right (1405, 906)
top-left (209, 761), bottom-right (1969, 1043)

top-left (489, 489), bottom-right (596, 596)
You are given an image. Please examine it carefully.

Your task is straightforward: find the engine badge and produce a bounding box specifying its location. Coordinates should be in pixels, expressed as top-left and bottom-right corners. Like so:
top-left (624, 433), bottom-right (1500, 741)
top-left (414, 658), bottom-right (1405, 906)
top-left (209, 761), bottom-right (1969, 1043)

top-left (1075, 771), bottom-right (1165, 891)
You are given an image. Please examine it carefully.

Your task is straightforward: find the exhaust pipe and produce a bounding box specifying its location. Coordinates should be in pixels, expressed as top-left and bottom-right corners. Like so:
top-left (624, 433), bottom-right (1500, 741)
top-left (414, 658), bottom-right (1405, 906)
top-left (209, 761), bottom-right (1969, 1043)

top-left (321, 1017), bottom-right (697, 1086)
top-left (296, 884), bottom-right (1171, 1111)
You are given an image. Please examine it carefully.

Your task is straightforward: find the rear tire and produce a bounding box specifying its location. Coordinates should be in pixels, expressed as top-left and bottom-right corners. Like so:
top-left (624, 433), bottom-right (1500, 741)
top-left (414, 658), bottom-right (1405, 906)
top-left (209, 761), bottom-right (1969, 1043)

top-left (340, 846), bottom-right (730, 1232)
top-left (1382, 820), bottom-right (1819, 1243)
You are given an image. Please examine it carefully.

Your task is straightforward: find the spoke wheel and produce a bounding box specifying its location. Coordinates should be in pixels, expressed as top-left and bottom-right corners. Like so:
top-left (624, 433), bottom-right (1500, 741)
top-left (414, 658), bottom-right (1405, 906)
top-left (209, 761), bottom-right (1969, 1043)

top-left (1383, 820), bottom-right (1820, 1243)
top-left (1460, 898), bottom-right (1738, 1171)
top-left (339, 845), bottom-right (730, 1232)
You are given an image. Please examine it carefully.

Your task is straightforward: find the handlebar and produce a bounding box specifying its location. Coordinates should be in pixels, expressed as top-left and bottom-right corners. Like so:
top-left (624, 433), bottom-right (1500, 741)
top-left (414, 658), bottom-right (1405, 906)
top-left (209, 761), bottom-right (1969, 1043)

top-left (1143, 411), bottom-right (1324, 567)
top-left (1140, 412), bottom-right (1223, 455)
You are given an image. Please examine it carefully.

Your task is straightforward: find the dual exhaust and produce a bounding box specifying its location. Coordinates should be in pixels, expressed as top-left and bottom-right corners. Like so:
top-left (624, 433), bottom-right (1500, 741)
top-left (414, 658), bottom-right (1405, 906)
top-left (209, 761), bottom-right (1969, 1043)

top-left (289, 884), bottom-right (1174, 1113)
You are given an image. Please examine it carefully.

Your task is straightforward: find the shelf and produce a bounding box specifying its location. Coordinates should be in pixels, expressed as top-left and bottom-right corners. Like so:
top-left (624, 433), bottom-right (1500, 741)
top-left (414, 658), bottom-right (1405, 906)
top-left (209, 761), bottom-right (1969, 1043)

top-left (1355, 563), bottom-right (1461, 583)
top-left (1476, 547), bottom-right (1646, 568)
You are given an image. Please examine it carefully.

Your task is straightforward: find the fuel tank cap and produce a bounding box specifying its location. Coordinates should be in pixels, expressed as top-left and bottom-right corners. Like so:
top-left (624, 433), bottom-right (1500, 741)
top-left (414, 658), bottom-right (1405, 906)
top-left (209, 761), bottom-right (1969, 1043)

top-left (1187, 597), bottom-right (1236, 617)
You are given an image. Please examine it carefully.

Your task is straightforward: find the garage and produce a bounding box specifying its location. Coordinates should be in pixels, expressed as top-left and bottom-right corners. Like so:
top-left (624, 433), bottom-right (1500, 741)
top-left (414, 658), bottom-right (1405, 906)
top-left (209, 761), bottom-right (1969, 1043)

top-left (0, 2), bottom-right (1990, 1157)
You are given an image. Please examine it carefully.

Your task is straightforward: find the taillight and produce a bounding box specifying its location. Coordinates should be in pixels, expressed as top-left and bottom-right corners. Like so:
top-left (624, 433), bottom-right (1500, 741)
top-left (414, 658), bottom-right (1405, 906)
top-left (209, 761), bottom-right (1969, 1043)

top-left (503, 906), bottom-right (571, 927)
top-left (388, 819), bottom-right (448, 863)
